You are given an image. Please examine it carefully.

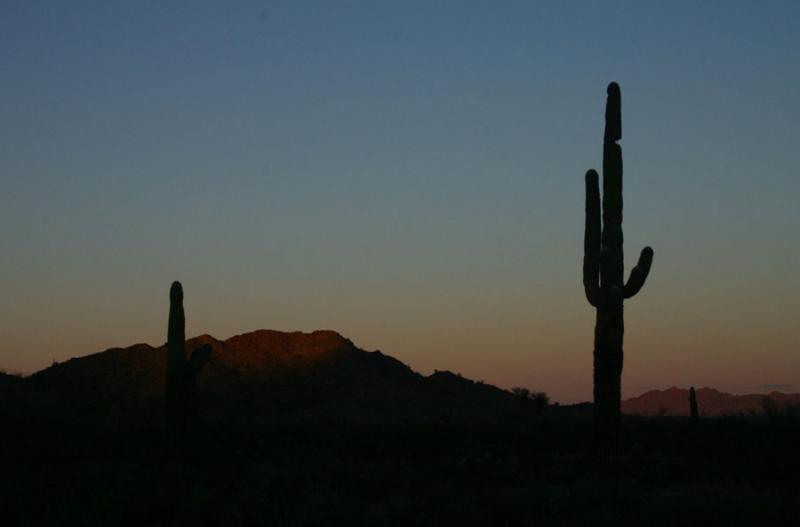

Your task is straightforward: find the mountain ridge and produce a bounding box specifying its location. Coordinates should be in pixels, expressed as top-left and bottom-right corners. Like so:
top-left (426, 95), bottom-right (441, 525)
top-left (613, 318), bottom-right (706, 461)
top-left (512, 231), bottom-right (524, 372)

top-left (14, 329), bottom-right (539, 425)
top-left (622, 386), bottom-right (800, 416)
top-left (8, 331), bottom-right (798, 420)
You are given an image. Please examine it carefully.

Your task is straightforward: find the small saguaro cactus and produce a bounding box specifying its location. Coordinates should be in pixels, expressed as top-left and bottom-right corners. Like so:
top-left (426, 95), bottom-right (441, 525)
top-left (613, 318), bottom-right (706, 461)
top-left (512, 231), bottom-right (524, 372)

top-left (583, 82), bottom-right (654, 462)
top-left (165, 281), bottom-right (212, 431)
top-left (689, 386), bottom-right (699, 422)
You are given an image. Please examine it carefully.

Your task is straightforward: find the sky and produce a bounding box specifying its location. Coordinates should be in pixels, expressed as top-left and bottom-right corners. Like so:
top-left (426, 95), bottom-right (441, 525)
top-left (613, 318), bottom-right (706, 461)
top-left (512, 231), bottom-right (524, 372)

top-left (1, 1), bottom-right (798, 403)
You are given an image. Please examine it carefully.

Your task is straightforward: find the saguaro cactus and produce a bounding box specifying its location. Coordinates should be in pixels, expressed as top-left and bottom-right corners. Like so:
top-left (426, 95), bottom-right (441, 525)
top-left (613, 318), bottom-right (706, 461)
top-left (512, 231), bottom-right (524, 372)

top-left (165, 281), bottom-right (212, 431)
top-left (689, 386), bottom-right (699, 422)
top-left (583, 82), bottom-right (653, 461)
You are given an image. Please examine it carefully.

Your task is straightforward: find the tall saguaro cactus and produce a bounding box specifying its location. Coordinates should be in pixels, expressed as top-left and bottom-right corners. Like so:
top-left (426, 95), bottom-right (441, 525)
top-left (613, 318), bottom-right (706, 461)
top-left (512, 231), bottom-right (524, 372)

top-left (583, 82), bottom-right (654, 461)
top-left (689, 386), bottom-right (699, 422)
top-left (166, 281), bottom-right (212, 432)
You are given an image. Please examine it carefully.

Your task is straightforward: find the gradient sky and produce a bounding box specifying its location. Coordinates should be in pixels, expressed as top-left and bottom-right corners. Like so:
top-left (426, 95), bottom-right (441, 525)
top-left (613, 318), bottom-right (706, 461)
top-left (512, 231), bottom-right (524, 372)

top-left (2, 1), bottom-right (798, 403)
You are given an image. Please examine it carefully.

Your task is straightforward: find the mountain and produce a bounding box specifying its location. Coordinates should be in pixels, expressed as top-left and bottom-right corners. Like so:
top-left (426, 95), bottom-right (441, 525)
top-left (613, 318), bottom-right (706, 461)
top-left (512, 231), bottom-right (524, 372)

top-left (16, 329), bottom-right (539, 425)
top-left (621, 387), bottom-right (800, 417)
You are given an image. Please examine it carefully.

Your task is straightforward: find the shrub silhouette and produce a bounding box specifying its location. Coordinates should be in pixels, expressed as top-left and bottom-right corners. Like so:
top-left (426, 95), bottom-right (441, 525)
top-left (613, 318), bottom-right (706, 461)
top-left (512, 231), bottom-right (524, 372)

top-left (531, 391), bottom-right (549, 413)
top-left (760, 396), bottom-right (799, 420)
top-left (165, 281), bottom-right (212, 434)
top-left (510, 387), bottom-right (549, 413)
top-left (511, 387), bottom-right (531, 399)
top-left (583, 82), bottom-right (654, 462)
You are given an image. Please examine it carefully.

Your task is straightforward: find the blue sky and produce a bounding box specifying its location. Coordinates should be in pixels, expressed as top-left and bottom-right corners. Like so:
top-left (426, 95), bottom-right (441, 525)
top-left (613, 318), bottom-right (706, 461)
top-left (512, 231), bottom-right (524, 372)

top-left (1, 1), bottom-right (799, 402)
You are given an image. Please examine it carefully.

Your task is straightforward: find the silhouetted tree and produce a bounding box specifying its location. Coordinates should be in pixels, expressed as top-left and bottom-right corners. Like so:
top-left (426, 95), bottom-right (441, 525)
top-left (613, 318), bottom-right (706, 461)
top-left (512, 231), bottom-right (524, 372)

top-left (510, 387), bottom-right (549, 414)
top-left (166, 281), bottom-right (212, 435)
top-left (583, 83), bottom-right (654, 463)
top-left (531, 391), bottom-right (549, 413)
top-left (689, 386), bottom-right (699, 422)
top-left (511, 387), bottom-right (531, 400)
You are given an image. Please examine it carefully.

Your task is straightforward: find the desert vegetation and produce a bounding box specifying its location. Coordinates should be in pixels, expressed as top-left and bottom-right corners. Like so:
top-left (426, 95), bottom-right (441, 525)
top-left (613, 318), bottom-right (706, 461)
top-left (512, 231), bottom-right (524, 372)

top-left (1, 84), bottom-right (797, 525)
top-left (583, 82), bottom-right (653, 462)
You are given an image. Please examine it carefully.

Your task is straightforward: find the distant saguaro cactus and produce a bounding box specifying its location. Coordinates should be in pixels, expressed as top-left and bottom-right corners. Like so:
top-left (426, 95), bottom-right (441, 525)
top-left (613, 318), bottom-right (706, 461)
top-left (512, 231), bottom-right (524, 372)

top-left (689, 386), bottom-right (699, 422)
top-left (166, 281), bottom-right (212, 431)
top-left (583, 83), bottom-right (654, 462)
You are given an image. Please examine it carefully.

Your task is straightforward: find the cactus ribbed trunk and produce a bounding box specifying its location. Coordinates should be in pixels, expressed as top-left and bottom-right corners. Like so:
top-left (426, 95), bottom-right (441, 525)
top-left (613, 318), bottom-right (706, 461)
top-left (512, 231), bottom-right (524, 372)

top-left (165, 281), bottom-right (212, 436)
top-left (583, 83), bottom-right (653, 463)
top-left (689, 386), bottom-right (699, 422)
top-left (166, 282), bottom-right (187, 430)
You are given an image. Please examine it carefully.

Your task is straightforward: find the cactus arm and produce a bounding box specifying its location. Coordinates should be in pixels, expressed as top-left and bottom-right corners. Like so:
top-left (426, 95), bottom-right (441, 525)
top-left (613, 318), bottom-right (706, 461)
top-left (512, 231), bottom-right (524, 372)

top-left (584, 169), bottom-right (601, 306)
top-left (187, 344), bottom-right (212, 378)
top-left (623, 246), bottom-right (654, 298)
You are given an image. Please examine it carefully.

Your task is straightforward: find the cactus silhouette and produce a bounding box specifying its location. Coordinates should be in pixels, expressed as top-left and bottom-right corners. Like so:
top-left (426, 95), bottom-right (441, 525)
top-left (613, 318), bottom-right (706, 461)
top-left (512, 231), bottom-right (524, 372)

top-left (689, 386), bottom-right (699, 422)
top-left (165, 281), bottom-right (212, 432)
top-left (583, 82), bottom-right (653, 462)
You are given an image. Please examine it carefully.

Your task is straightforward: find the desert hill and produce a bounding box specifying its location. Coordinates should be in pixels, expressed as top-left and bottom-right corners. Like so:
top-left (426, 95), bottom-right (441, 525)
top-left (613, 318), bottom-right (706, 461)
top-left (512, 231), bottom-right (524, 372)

top-left (10, 332), bottom-right (797, 423)
top-left (621, 387), bottom-right (800, 417)
top-left (16, 330), bottom-right (536, 424)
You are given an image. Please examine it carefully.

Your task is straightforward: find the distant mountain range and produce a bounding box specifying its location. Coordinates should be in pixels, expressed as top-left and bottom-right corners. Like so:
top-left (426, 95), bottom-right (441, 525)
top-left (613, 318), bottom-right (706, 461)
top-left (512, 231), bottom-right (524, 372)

top-left (621, 387), bottom-right (800, 417)
top-left (5, 330), bottom-right (544, 425)
top-left (3, 330), bottom-right (796, 423)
